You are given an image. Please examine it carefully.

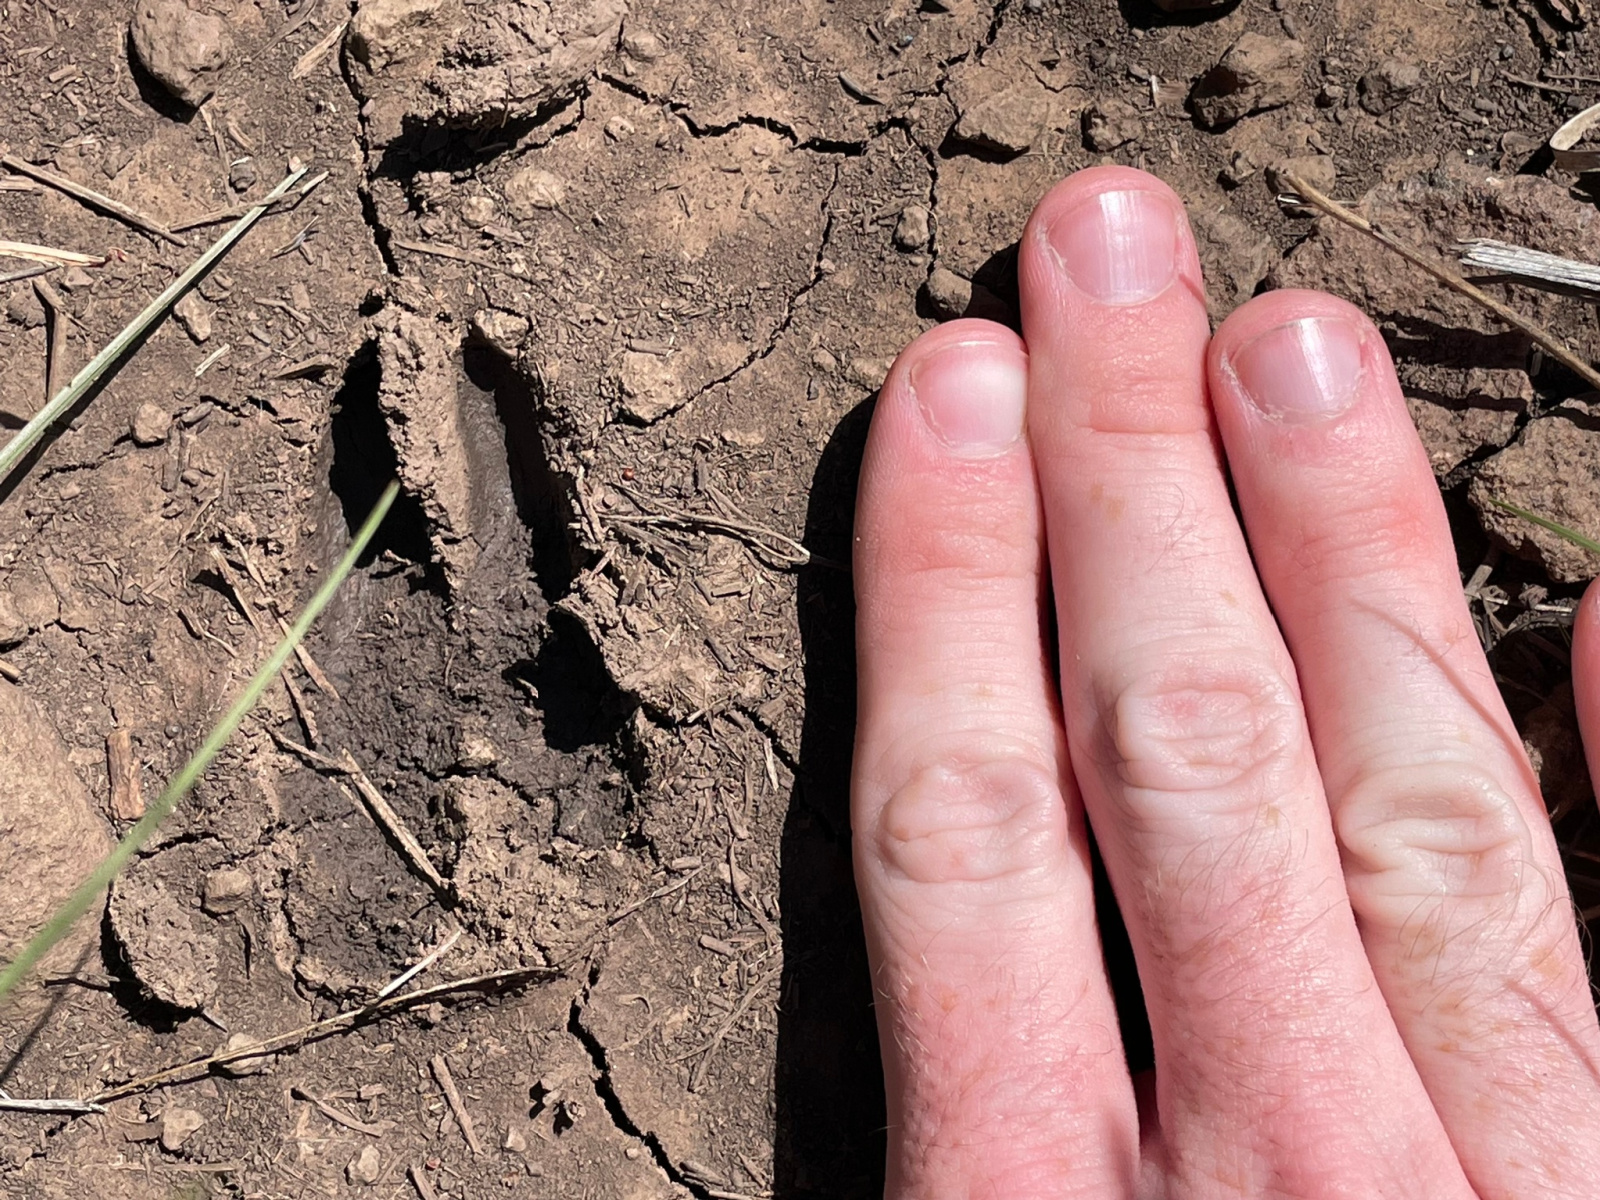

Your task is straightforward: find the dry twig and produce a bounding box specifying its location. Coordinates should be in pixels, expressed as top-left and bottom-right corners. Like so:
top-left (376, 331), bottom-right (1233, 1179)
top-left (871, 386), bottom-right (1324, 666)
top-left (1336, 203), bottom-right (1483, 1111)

top-left (290, 1086), bottom-right (392, 1136)
top-left (106, 728), bottom-right (144, 820)
top-left (292, 20), bottom-right (348, 79)
top-left (1, 152), bottom-right (185, 246)
top-left (273, 737), bottom-right (453, 901)
top-left (1279, 171), bottom-right (1600, 393)
top-left (377, 928), bottom-right (462, 999)
top-left (430, 1055), bottom-right (483, 1156)
top-left (0, 241), bottom-right (104, 268)
top-left (32, 278), bottom-right (67, 405)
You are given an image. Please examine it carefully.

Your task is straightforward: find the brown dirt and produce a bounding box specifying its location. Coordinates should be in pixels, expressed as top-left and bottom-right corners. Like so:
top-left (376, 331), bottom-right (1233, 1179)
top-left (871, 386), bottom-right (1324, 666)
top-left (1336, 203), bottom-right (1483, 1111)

top-left (1, 0), bottom-right (1599, 1196)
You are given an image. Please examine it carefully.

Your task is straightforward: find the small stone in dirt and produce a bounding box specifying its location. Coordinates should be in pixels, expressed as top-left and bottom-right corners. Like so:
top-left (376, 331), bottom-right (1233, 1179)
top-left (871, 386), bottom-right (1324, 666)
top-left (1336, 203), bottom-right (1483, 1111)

top-left (1265, 154), bottom-right (1337, 198)
top-left (130, 402), bottom-right (173, 447)
top-left (923, 265), bottom-right (972, 321)
top-left (1358, 59), bottom-right (1422, 115)
top-left (456, 730), bottom-right (499, 771)
top-left (129, 0), bottom-right (232, 108)
top-left (460, 195), bottom-right (497, 228)
top-left (158, 1107), bottom-right (204, 1153)
top-left (503, 1125), bottom-right (528, 1153)
top-left (173, 292), bottom-right (212, 343)
top-left (216, 1032), bottom-right (273, 1077)
top-left (5, 287), bottom-right (44, 329)
top-left (604, 115), bottom-right (636, 141)
top-left (1082, 98), bottom-right (1144, 152)
top-left (893, 204), bottom-right (931, 252)
top-left (201, 867), bottom-right (252, 915)
top-left (846, 356), bottom-right (891, 392)
top-left (60, 267), bottom-right (95, 291)
top-left (347, 1144), bottom-right (383, 1185)
top-left (503, 166), bottom-right (567, 218)
top-left (228, 157), bottom-right (256, 193)
top-left (622, 28), bottom-right (666, 61)
top-left (1191, 33), bottom-right (1305, 129)
top-left (953, 88), bottom-right (1052, 154)
top-left (346, 0), bottom-right (445, 72)
top-left (471, 308), bottom-right (529, 356)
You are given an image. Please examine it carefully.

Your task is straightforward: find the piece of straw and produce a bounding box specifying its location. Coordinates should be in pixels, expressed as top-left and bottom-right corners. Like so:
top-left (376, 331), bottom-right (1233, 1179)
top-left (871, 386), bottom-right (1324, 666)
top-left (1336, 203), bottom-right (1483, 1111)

top-left (0, 166), bottom-right (309, 491)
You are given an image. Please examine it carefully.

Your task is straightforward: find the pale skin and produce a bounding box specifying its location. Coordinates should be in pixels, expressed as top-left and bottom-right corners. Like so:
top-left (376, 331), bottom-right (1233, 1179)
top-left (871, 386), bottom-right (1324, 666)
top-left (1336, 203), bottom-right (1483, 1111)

top-left (850, 165), bottom-right (1600, 1199)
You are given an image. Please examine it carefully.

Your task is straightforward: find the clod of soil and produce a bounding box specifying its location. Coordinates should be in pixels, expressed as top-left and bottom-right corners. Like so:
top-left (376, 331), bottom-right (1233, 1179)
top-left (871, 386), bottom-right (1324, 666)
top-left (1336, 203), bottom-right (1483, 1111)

top-left (0, 681), bottom-right (112, 1010)
top-left (108, 868), bottom-right (221, 1012)
top-left (128, 0), bottom-right (232, 108)
top-left (1471, 413), bottom-right (1600, 583)
top-left (1191, 32), bottom-right (1306, 129)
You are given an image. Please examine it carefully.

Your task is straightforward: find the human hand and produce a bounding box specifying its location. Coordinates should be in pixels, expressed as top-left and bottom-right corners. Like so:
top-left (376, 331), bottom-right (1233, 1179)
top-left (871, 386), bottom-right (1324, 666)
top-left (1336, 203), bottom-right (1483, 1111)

top-left (851, 165), bottom-right (1600, 1198)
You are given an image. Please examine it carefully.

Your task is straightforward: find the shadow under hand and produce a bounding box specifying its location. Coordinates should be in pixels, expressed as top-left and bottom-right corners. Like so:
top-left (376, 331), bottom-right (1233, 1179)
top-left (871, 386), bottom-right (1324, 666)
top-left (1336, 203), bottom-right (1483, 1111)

top-left (773, 397), bottom-right (884, 1200)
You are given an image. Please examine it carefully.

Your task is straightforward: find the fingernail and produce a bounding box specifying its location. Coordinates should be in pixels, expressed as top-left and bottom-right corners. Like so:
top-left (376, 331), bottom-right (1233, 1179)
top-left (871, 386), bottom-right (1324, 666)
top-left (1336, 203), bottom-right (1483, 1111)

top-left (909, 340), bottom-right (1027, 457)
top-left (1047, 189), bottom-right (1180, 305)
top-left (1230, 316), bottom-right (1365, 421)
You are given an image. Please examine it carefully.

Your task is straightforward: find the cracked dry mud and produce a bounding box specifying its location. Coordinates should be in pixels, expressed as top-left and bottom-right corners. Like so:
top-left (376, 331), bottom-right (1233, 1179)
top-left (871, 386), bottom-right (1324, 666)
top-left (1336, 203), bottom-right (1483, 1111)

top-left (4, 0), bottom-right (1600, 1197)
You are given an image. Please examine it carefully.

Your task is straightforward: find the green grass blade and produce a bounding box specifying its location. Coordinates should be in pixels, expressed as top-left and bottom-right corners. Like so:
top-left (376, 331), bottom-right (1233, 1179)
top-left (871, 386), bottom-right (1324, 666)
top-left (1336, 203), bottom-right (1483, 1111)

top-left (0, 166), bottom-right (309, 488)
top-left (1488, 497), bottom-right (1600, 557)
top-left (0, 480), bottom-right (398, 1004)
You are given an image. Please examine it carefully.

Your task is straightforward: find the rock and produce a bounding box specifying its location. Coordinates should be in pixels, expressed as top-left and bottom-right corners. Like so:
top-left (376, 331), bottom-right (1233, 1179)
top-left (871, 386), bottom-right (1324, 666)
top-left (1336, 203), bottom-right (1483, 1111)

top-left (1189, 208), bottom-right (1276, 317)
top-left (1191, 33), bottom-right (1305, 129)
top-left (128, 0), bottom-right (232, 108)
top-left (6, 287), bottom-right (45, 329)
top-left (504, 1125), bottom-right (529, 1152)
top-left (923, 265), bottom-right (972, 321)
top-left (215, 1032), bottom-right (274, 1077)
top-left (200, 867), bottom-right (252, 915)
top-left (0, 681), bottom-right (112, 1014)
top-left (108, 871), bottom-right (220, 1011)
top-left (470, 308), bottom-right (529, 356)
top-left (604, 115), bottom-right (636, 141)
top-left (1470, 414), bottom-right (1600, 583)
top-left (159, 1108), bottom-right (204, 1153)
top-left (622, 28), bottom-right (665, 61)
top-left (227, 157), bottom-right (256, 192)
top-left (172, 292), bottom-right (212, 343)
top-left (130, 402), bottom-right (173, 447)
top-left (1082, 98), bottom-right (1144, 151)
top-left (347, 1144), bottom-right (383, 1184)
top-left (954, 88), bottom-right (1052, 154)
top-left (460, 194), bottom-right (497, 227)
top-left (893, 204), bottom-right (931, 251)
top-left (1265, 153), bottom-right (1337, 197)
top-left (0, 593), bottom-right (24, 647)
top-left (846, 356), bottom-right (891, 392)
top-left (346, 0), bottom-right (446, 72)
top-left (503, 166), bottom-right (567, 218)
top-left (1358, 59), bottom-right (1423, 116)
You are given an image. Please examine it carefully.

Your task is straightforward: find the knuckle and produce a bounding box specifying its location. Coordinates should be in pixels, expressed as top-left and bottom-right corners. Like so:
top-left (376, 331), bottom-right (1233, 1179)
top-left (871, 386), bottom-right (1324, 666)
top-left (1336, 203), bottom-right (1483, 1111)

top-left (1334, 761), bottom-right (1538, 902)
top-left (1104, 655), bottom-right (1303, 802)
top-left (871, 741), bottom-right (1069, 892)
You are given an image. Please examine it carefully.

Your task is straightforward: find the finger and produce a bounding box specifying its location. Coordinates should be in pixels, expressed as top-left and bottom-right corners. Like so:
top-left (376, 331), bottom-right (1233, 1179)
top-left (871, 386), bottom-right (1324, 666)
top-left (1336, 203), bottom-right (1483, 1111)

top-left (1018, 167), bottom-right (1471, 1195)
top-left (852, 320), bottom-right (1137, 1197)
top-left (1574, 582), bottom-right (1600, 789)
top-left (1211, 292), bottom-right (1600, 1197)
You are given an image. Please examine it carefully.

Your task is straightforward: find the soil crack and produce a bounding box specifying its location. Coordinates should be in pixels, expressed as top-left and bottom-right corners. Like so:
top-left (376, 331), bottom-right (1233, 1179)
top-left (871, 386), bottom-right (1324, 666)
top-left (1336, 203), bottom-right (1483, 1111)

top-left (568, 968), bottom-right (715, 1199)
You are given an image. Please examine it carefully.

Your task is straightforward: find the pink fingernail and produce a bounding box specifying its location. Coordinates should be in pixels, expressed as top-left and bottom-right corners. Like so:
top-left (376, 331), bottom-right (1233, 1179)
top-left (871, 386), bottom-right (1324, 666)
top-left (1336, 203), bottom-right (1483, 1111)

top-left (1230, 316), bottom-right (1365, 421)
top-left (909, 340), bottom-right (1027, 457)
top-left (1046, 189), bottom-right (1180, 305)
